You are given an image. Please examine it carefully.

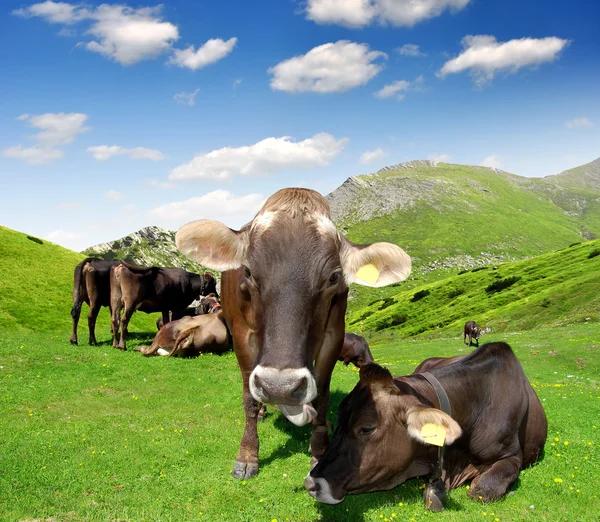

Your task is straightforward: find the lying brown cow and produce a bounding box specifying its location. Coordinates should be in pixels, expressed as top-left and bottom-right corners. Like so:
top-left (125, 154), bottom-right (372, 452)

top-left (176, 187), bottom-right (411, 479)
top-left (339, 333), bottom-right (374, 367)
top-left (110, 262), bottom-right (217, 350)
top-left (155, 294), bottom-right (221, 330)
top-left (463, 320), bottom-right (480, 346)
top-left (70, 257), bottom-right (121, 345)
top-left (136, 311), bottom-right (229, 357)
top-left (306, 342), bottom-right (547, 511)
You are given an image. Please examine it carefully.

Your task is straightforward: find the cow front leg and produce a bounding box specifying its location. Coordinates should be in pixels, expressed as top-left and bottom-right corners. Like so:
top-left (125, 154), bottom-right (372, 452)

top-left (70, 305), bottom-right (81, 345)
top-left (232, 381), bottom-right (261, 479)
top-left (468, 456), bottom-right (521, 502)
top-left (117, 307), bottom-right (135, 350)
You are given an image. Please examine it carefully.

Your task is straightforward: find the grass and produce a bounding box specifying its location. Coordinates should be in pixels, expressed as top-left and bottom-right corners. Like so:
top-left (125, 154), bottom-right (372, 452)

top-left (347, 239), bottom-right (600, 338)
top-left (1, 324), bottom-right (598, 521)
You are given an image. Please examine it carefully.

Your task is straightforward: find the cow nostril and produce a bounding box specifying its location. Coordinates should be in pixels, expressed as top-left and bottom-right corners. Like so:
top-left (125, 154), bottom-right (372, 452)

top-left (252, 374), bottom-right (270, 401)
top-left (291, 376), bottom-right (308, 399)
top-left (304, 475), bottom-right (319, 495)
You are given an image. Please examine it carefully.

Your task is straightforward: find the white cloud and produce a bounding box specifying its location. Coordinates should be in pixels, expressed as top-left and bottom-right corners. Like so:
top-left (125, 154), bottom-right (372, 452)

top-left (150, 190), bottom-right (265, 224)
top-left (428, 153), bottom-right (451, 163)
top-left (168, 38), bottom-right (237, 70)
top-left (169, 133), bottom-right (349, 181)
top-left (13, 1), bottom-right (83, 24)
top-left (105, 190), bottom-right (124, 202)
top-left (305, 0), bottom-right (471, 27)
top-left (87, 145), bottom-right (166, 161)
top-left (396, 43), bottom-right (426, 57)
top-left (45, 229), bottom-right (83, 249)
top-left (174, 88), bottom-right (200, 106)
top-left (150, 180), bottom-right (175, 189)
top-left (438, 35), bottom-right (569, 86)
top-left (360, 147), bottom-right (386, 164)
top-left (374, 80), bottom-right (410, 100)
top-left (480, 154), bottom-right (502, 169)
top-left (22, 112), bottom-right (89, 147)
top-left (566, 117), bottom-right (593, 129)
top-left (2, 145), bottom-right (64, 165)
top-left (269, 40), bottom-right (386, 93)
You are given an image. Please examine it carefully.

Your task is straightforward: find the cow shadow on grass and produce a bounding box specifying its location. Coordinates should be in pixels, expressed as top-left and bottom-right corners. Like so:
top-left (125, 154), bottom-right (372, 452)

top-left (93, 332), bottom-right (156, 347)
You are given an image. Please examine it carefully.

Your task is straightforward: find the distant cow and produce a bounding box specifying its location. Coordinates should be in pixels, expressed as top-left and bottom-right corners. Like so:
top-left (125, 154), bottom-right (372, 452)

top-left (136, 311), bottom-right (229, 357)
top-left (176, 187), bottom-right (411, 479)
top-left (463, 320), bottom-right (480, 346)
top-left (305, 342), bottom-right (547, 511)
top-left (339, 333), bottom-right (374, 368)
top-left (110, 262), bottom-right (217, 350)
top-left (70, 257), bottom-right (121, 346)
top-left (155, 293), bottom-right (221, 330)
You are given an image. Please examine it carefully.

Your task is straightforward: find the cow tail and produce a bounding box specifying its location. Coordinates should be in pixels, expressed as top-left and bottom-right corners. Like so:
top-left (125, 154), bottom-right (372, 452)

top-left (71, 258), bottom-right (93, 318)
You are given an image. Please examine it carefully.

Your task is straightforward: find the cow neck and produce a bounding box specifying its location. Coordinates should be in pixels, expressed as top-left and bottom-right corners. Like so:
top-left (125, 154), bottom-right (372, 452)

top-left (419, 372), bottom-right (451, 417)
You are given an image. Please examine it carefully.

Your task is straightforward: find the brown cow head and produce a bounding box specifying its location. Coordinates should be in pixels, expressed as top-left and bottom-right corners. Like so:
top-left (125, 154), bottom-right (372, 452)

top-left (305, 364), bottom-right (461, 504)
top-left (176, 188), bottom-right (411, 424)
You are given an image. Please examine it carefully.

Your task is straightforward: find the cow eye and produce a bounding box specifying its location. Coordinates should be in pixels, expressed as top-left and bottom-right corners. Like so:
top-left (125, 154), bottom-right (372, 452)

top-left (358, 426), bottom-right (376, 436)
top-left (329, 271), bottom-right (341, 285)
top-left (242, 265), bottom-right (252, 279)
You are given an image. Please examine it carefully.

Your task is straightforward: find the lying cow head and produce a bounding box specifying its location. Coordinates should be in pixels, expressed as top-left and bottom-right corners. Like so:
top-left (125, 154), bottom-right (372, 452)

top-left (176, 188), bottom-right (411, 420)
top-left (305, 363), bottom-right (461, 504)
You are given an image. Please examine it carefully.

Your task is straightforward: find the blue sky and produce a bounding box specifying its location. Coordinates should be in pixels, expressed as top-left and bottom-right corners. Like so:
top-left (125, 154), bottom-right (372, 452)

top-left (1, 0), bottom-right (599, 251)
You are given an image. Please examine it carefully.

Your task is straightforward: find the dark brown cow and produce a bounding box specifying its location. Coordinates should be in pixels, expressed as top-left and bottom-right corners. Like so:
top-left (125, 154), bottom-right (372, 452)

top-left (339, 333), bottom-right (374, 367)
top-left (136, 310), bottom-right (229, 357)
top-left (110, 263), bottom-right (217, 350)
top-left (176, 187), bottom-right (411, 479)
top-left (463, 320), bottom-right (480, 346)
top-left (70, 257), bottom-right (121, 345)
top-left (305, 342), bottom-right (547, 510)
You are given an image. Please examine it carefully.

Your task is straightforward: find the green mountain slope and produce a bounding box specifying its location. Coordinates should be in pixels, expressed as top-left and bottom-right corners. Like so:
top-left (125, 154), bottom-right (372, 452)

top-left (347, 239), bottom-right (600, 339)
top-left (0, 225), bottom-right (157, 334)
top-left (327, 160), bottom-right (600, 311)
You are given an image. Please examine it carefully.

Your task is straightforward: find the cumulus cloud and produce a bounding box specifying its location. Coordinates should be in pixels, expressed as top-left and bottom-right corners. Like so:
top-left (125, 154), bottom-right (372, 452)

top-left (566, 117), bottom-right (593, 129)
top-left (438, 35), bottom-right (569, 86)
top-left (150, 190), bottom-right (265, 224)
top-left (360, 147), bottom-right (386, 164)
top-left (14, 2), bottom-right (237, 67)
top-left (269, 41), bottom-right (386, 93)
top-left (305, 0), bottom-right (471, 28)
top-left (480, 154), bottom-right (502, 169)
top-left (168, 38), bottom-right (237, 70)
top-left (87, 145), bottom-right (166, 161)
top-left (2, 112), bottom-right (89, 165)
top-left (174, 88), bottom-right (200, 106)
top-left (374, 80), bottom-right (410, 100)
top-left (2, 145), bottom-right (64, 165)
top-left (428, 153), bottom-right (451, 163)
top-left (169, 133), bottom-right (349, 181)
top-left (105, 190), bottom-right (124, 201)
top-left (396, 43), bottom-right (426, 56)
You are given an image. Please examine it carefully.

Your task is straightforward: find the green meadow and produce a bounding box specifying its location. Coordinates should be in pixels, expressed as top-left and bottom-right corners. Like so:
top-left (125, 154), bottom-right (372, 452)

top-left (1, 325), bottom-right (598, 521)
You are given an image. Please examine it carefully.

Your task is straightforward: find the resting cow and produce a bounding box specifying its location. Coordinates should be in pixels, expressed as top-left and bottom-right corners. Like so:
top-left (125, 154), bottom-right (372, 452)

top-left (339, 333), bottom-right (374, 367)
top-left (155, 294), bottom-right (221, 330)
top-left (176, 187), bottom-right (411, 479)
top-left (463, 320), bottom-right (480, 346)
top-left (110, 262), bottom-right (217, 350)
top-left (70, 257), bottom-right (121, 345)
top-left (136, 311), bottom-right (229, 357)
top-left (306, 342), bottom-right (547, 511)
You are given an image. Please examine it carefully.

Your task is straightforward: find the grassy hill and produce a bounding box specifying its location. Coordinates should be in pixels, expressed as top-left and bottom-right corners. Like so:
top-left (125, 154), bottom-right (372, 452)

top-left (347, 238), bottom-right (600, 339)
top-left (0, 225), bottom-right (159, 335)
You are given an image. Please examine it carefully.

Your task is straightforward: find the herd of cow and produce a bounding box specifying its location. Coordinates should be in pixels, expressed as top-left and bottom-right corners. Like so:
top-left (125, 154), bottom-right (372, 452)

top-left (69, 188), bottom-right (547, 513)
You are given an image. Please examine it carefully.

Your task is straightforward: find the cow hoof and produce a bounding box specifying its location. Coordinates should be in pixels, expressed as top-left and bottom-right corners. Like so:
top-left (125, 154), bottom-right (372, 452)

top-left (232, 461), bottom-right (259, 479)
top-left (114, 345), bottom-right (127, 351)
top-left (89, 341), bottom-right (98, 346)
top-left (424, 479), bottom-right (446, 512)
top-left (69, 339), bottom-right (78, 346)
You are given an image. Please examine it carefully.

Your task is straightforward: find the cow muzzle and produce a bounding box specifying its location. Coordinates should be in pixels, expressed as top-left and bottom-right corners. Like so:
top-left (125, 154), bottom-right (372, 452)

top-left (250, 365), bottom-right (317, 411)
top-left (304, 475), bottom-right (344, 505)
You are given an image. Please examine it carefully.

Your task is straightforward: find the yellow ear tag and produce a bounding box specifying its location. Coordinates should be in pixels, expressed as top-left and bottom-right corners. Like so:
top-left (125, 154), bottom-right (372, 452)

top-left (420, 423), bottom-right (446, 447)
top-left (355, 263), bottom-right (379, 285)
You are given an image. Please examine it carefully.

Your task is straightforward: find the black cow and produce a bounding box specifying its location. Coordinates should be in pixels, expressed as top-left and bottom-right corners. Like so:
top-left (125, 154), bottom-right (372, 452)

top-left (463, 320), bottom-right (480, 346)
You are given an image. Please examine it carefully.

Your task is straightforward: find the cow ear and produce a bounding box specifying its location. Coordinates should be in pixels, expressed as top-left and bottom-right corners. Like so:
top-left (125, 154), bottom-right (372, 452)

top-left (405, 406), bottom-right (462, 446)
top-left (340, 237), bottom-right (411, 287)
top-left (360, 363), bottom-right (399, 396)
top-left (176, 220), bottom-right (248, 271)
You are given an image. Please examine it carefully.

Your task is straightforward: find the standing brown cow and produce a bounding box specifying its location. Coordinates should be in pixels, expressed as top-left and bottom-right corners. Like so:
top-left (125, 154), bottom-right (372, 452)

top-left (176, 187), bottom-right (411, 479)
top-left (70, 257), bottom-right (121, 346)
top-left (463, 320), bottom-right (480, 346)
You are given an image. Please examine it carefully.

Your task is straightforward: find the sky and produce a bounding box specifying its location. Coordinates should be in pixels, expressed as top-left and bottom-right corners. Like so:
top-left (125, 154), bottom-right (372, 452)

top-left (1, 0), bottom-right (599, 252)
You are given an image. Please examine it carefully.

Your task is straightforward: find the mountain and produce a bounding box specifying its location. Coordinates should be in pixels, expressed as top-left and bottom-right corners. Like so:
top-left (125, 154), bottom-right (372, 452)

top-left (82, 225), bottom-right (214, 275)
top-left (346, 238), bottom-right (600, 338)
